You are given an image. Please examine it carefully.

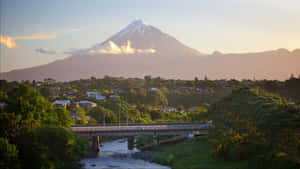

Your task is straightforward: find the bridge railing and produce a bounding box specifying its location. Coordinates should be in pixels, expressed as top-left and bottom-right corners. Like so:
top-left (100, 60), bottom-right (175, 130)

top-left (71, 122), bottom-right (206, 127)
top-left (70, 123), bottom-right (210, 133)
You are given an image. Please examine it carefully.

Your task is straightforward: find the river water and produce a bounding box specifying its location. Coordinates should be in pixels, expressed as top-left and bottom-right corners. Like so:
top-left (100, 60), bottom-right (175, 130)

top-left (80, 138), bottom-right (170, 169)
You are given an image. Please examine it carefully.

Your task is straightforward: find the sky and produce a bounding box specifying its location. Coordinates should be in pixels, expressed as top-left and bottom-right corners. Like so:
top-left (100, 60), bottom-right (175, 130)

top-left (0, 0), bottom-right (300, 73)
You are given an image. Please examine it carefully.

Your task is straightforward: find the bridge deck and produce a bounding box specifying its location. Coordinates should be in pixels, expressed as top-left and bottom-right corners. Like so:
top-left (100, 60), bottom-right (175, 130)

top-left (70, 123), bottom-right (209, 136)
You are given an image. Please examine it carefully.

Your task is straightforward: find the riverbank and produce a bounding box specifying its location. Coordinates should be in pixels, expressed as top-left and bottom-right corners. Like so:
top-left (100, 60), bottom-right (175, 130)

top-left (134, 137), bottom-right (251, 169)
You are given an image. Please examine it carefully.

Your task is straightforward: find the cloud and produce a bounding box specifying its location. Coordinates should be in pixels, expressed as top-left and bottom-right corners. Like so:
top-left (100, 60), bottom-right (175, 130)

top-left (14, 33), bottom-right (56, 40)
top-left (0, 28), bottom-right (80, 49)
top-left (35, 48), bottom-right (56, 55)
top-left (0, 33), bottom-right (56, 48)
top-left (0, 35), bottom-right (17, 48)
top-left (89, 41), bottom-right (156, 54)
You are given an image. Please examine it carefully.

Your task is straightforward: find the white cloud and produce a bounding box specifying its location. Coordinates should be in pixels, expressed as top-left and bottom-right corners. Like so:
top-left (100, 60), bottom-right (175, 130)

top-left (0, 35), bottom-right (16, 48)
top-left (0, 33), bottom-right (56, 49)
top-left (14, 33), bottom-right (56, 40)
top-left (89, 40), bottom-right (156, 54)
top-left (0, 28), bottom-right (80, 49)
top-left (35, 48), bottom-right (56, 55)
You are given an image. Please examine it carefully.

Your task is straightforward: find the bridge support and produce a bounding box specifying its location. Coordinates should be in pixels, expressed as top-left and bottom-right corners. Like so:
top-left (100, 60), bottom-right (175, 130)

top-left (92, 136), bottom-right (100, 153)
top-left (87, 136), bottom-right (100, 157)
top-left (153, 132), bottom-right (159, 146)
top-left (127, 136), bottom-right (134, 150)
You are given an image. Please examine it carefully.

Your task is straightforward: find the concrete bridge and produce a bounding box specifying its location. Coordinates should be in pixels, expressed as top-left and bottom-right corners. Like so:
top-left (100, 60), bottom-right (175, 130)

top-left (70, 123), bottom-right (209, 156)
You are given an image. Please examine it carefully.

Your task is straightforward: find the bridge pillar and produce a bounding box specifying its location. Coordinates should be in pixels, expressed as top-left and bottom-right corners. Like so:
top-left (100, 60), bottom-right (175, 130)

top-left (94, 136), bottom-right (100, 152)
top-left (153, 132), bottom-right (159, 146)
top-left (87, 136), bottom-right (100, 157)
top-left (127, 136), bottom-right (134, 150)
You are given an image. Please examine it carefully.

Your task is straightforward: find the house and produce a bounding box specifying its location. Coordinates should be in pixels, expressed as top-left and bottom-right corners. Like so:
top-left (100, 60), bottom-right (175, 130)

top-left (151, 87), bottom-right (159, 91)
top-left (109, 95), bottom-right (119, 98)
top-left (196, 88), bottom-right (209, 93)
top-left (66, 91), bottom-right (77, 97)
top-left (44, 78), bottom-right (56, 85)
top-left (181, 86), bottom-right (193, 90)
top-left (158, 106), bottom-right (177, 112)
top-left (76, 100), bottom-right (97, 108)
top-left (86, 91), bottom-right (106, 100)
top-left (53, 100), bottom-right (70, 108)
top-left (0, 102), bottom-right (7, 108)
top-left (112, 88), bottom-right (122, 94)
top-left (0, 102), bottom-right (7, 113)
top-left (69, 103), bottom-right (79, 110)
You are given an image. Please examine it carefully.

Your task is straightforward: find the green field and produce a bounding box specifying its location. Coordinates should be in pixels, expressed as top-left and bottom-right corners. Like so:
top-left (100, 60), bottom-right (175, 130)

top-left (152, 138), bottom-right (251, 169)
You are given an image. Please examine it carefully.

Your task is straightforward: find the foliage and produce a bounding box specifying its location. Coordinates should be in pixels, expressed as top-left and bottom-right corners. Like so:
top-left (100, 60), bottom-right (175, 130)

top-left (0, 113), bottom-right (37, 140)
top-left (149, 109), bottom-right (165, 121)
top-left (39, 87), bottom-right (55, 101)
top-left (148, 90), bottom-right (168, 107)
top-left (187, 106), bottom-right (208, 122)
top-left (150, 138), bottom-right (251, 169)
top-left (5, 84), bottom-right (58, 125)
top-left (208, 87), bottom-right (300, 169)
top-left (18, 125), bottom-right (87, 169)
top-left (0, 137), bottom-right (20, 169)
top-left (0, 84), bottom-right (87, 169)
top-left (55, 107), bottom-right (73, 127)
top-left (88, 106), bottom-right (117, 124)
top-left (74, 107), bottom-right (88, 124)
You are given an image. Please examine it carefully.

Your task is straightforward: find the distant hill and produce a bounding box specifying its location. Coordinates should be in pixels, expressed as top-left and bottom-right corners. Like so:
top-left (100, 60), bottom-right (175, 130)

top-left (0, 20), bottom-right (299, 81)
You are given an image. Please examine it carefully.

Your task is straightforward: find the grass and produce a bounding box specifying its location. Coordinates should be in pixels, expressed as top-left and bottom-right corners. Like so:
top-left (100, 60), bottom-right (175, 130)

top-left (152, 137), bottom-right (251, 169)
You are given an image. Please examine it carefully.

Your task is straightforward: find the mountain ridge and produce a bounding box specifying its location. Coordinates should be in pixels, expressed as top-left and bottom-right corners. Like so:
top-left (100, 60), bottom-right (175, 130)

top-left (0, 20), bottom-right (299, 81)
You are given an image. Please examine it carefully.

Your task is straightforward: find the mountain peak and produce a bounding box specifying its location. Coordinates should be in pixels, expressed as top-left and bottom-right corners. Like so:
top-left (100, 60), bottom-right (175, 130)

top-left (129, 19), bottom-right (149, 26)
top-left (122, 19), bottom-right (151, 35)
top-left (83, 19), bottom-right (203, 56)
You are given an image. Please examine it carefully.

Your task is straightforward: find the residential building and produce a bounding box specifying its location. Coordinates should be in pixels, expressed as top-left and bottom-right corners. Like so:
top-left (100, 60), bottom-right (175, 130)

top-left (86, 91), bottom-right (106, 100)
top-left (53, 100), bottom-right (71, 108)
top-left (76, 100), bottom-right (97, 108)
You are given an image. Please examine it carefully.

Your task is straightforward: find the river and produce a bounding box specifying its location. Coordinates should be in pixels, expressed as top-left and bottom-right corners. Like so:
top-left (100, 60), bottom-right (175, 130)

top-left (80, 138), bottom-right (170, 169)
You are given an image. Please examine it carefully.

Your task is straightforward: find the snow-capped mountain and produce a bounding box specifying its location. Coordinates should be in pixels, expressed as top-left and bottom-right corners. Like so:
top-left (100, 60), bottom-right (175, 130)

top-left (73, 19), bottom-right (202, 57)
top-left (1, 20), bottom-right (300, 81)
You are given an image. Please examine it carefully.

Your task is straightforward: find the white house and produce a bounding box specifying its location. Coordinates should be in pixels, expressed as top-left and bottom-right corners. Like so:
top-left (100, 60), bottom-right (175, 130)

top-left (86, 91), bottom-right (106, 100)
top-left (53, 100), bottom-right (70, 108)
top-left (76, 100), bottom-right (97, 108)
top-left (109, 95), bottom-right (119, 98)
top-left (151, 87), bottom-right (159, 91)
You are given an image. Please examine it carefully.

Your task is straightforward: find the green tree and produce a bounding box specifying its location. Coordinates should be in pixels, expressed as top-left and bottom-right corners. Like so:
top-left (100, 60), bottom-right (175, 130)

top-left (208, 87), bottom-right (300, 168)
top-left (148, 90), bottom-right (168, 107)
top-left (39, 87), bottom-right (55, 101)
top-left (74, 107), bottom-right (88, 124)
top-left (55, 107), bottom-right (73, 127)
top-left (0, 138), bottom-right (20, 169)
top-left (88, 106), bottom-right (117, 124)
top-left (0, 113), bottom-right (36, 141)
top-left (149, 109), bottom-right (165, 121)
top-left (20, 125), bottom-right (87, 169)
top-left (5, 84), bottom-right (57, 124)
